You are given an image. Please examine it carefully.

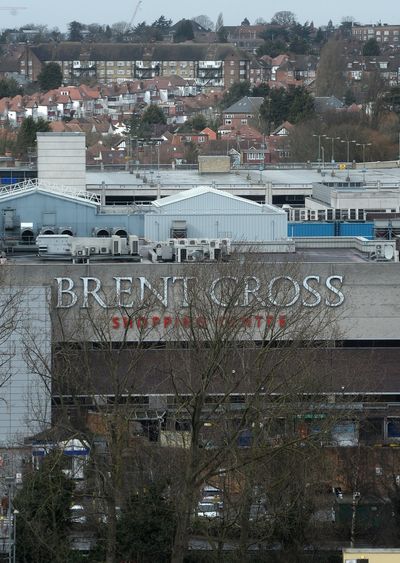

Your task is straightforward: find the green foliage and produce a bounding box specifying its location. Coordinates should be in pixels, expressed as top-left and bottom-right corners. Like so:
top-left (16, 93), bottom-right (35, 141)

top-left (16, 116), bottom-right (51, 158)
top-left (259, 86), bottom-right (314, 132)
top-left (68, 20), bottom-right (85, 41)
top-left (0, 77), bottom-right (21, 99)
top-left (38, 62), bottom-right (63, 91)
top-left (151, 15), bottom-right (172, 30)
top-left (221, 81), bottom-right (251, 109)
top-left (14, 452), bottom-right (74, 563)
top-left (252, 83), bottom-right (270, 97)
top-left (185, 114), bottom-right (207, 132)
top-left (362, 38), bottom-right (381, 56)
top-left (173, 19), bottom-right (194, 43)
top-left (117, 485), bottom-right (176, 563)
top-left (141, 105), bottom-right (167, 125)
top-left (257, 39), bottom-right (287, 58)
top-left (344, 88), bottom-right (356, 106)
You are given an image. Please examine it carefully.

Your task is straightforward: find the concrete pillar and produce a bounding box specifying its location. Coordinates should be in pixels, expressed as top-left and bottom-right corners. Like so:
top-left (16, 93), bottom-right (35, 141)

top-left (37, 132), bottom-right (86, 193)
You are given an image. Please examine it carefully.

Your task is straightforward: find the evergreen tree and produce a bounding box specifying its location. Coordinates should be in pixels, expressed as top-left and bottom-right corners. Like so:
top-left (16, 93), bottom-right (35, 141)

top-left (37, 62), bottom-right (63, 91)
top-left (68, 20), bottom-right (85, 41)
top-left (362, 38), bottom-right (381, 56)
top-left (0, 77), bottom-right (21, 99)
top-left (141, 105), bottom-right (167, 125)
top-left (173, 19), bottom-right (194, 43)
top-left (14, 453), bottom-right (74, 563)
top-left (221, 81), bottom-right (251, 109)
top-left (117, 485), bottom-right (176, 563)
top-left (16, 116), bottom-right (51, 158)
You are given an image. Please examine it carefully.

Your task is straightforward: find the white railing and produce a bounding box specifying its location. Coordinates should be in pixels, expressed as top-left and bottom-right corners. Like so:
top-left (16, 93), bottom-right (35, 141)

top-left (0, 179), bottom-right (100, 203)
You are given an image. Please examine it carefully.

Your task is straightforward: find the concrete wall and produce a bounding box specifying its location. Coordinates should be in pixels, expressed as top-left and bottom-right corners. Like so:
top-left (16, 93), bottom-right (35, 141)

top-left (37, 132), bottom-right (86, 192)
top-left (0, 286), bottom-right (51, 446)
top-left (343, 549), bottom-right (400, 562)
top-left (198, 156), bottom-right (230, 174)
top-left (5, 260), bottom-right (400, 342)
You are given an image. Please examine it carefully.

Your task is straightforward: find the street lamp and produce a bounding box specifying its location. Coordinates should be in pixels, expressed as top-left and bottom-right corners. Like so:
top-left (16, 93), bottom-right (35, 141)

top-left (321, 146), bottom-right (325, 172)
top-left (356, 142), bottom-right (372, 184)
top-left (312, 133), bottom-right (326, 166)
top-left (326, 136), bottom-right (341, 163)
top-left (341, 139), bottom-right (357, 163)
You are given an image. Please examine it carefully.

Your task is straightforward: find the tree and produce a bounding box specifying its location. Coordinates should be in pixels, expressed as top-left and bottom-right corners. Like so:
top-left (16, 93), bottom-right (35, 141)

top-left (0, 77), bottom-right (20, 99)
top-left (220, 81), bottom-right (251, 109)
top-left (241, 18), bottom-right (250, 26)
top-left (14, 452), bottom-right (74, 563)
top-left (191, 15), bottom-right (213, 31)
top-left (68, 20), bottom-right (85, 41)
top-left (16, 117), bottom-right (51, 158)
top-left (215, 12), bottom-right (224, 32)
top-left (363, 38), bottom-right (381, 56)
top-left (184, 140), bottom-right (199, 164)
top-left (151, 15), bottom-right (172, 30)
top-left (37, 62), bottom-right (63, 91)
top-left (217, 26), bottom-right (228, 43)
top-left (271, 11), bottom-right (297, 26)
top-left (141, 105), bottom-right (167, 125)
top-left (117, 484), bottom-right (176, 562)
top-left (185, 114), bottom-right (207, 132)
top-left (173, 20), bottom-right (194, 43)
top-left (315, 39), bottom-right (346, 98)
top-left (259, 86), bottom-right (315, 132)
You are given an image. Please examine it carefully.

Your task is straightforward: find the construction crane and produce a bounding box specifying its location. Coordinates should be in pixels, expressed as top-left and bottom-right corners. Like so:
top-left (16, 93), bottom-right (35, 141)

top-left (0, 6), bottom-right (27, 15)
top-left (128, 0), bottom-right (142, 29)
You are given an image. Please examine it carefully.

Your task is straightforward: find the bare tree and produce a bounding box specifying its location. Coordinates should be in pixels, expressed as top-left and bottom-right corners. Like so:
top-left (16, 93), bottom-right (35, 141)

top-left (191, 15), bottom-right (214, 31)
top-left (23, 255), bottom-right (347, 562)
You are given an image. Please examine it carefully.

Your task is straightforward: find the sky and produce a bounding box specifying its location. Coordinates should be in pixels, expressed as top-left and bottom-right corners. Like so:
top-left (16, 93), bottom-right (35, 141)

top-left (0, 1), bottom-right (398, 31)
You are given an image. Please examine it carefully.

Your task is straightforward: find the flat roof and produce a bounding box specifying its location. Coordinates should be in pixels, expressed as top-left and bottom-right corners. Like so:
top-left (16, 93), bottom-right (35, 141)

top-left (7, 247), bottom-right (372, 265)
top-left (86, 167), bottom-right (400, 188)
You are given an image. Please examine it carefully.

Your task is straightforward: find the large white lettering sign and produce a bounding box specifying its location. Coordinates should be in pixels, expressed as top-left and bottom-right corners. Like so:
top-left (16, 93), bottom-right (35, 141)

top-left (55, 275), bottom-right (345, 309)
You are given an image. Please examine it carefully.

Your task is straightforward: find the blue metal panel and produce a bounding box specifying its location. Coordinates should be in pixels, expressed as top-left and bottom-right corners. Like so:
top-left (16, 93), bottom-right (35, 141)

top-left (288, 223), bottom-right (335, 237)
top-left (339, 222), bottom-right (374, 239)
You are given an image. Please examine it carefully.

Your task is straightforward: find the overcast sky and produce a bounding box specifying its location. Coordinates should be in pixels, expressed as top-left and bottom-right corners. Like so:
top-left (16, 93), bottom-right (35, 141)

top-left (0, 1), bottom-right (398, 31)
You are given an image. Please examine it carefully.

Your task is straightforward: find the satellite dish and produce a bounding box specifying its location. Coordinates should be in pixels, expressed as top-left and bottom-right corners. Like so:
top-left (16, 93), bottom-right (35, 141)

top-left (384, 245), bottom-right (394, 260)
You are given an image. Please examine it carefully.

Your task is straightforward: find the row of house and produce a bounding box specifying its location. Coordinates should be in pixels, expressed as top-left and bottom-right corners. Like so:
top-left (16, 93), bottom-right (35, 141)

top-left (0, 78), bottom-right (220, 126)
top-left (17, 42), bottom-right (253, 89)
top-left (0, 42), bottom-right (322, 91)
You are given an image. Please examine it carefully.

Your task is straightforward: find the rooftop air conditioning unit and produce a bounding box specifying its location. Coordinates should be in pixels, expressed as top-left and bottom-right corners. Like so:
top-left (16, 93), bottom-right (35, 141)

top-left (128, 235), bottom-right (139, 255)
top-left (111, 235), bottom-right (122, 256)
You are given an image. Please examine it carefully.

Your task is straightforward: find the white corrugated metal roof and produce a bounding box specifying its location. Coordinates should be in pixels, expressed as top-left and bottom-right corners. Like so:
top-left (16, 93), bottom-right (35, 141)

top-left (151, 186), bottom-right (285, 214)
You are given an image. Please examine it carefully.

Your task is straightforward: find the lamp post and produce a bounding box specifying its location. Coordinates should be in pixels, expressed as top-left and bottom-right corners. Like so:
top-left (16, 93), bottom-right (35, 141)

top-left (341, 139), bottom-right (357, 163)
top-left (321, 146), bottom-right (325, 171)
top-left (312, 134), bottom-right (326, 166)
top-left (326, 136), bottom-right (341, 163)
top-left (356, 142), bottom-right (372, 184)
